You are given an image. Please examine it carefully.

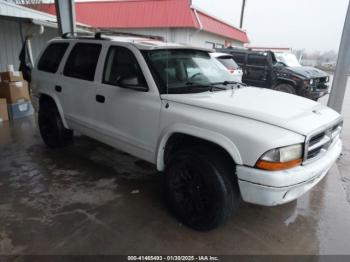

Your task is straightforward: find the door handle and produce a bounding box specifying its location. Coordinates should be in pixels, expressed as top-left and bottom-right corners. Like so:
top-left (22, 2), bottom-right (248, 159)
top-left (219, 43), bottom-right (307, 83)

top-left (55, 85), bottom-right (62, 92)
top-left (96, 94), bottom-right (105, 103)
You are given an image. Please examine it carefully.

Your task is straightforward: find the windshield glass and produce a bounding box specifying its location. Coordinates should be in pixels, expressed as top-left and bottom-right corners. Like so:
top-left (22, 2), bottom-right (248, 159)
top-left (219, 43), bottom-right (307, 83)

top-left (217, 56), bottom-right (239, 69)
top-left (275, 53), bottom-right (301, 67)
top-left (144, 49), bottom-right (239, 94)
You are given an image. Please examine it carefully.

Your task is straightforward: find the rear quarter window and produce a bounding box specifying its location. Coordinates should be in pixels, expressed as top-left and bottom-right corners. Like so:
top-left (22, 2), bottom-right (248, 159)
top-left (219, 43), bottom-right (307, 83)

top-left (37, 42), bottom-right (69, 73)
top-left (217, 56), bottom-right (239, 69)
top-left (63, 43), bottom-right (102, 81)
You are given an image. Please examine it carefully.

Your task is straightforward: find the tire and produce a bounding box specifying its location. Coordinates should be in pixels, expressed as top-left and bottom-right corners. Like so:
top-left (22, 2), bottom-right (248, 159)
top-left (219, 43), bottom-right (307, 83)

top-left (38, 99), bottom-right (73, 148)
top-left (164, 146), bottom-right (241, 231)
top-left (274, 83), bottom-right (296, 94)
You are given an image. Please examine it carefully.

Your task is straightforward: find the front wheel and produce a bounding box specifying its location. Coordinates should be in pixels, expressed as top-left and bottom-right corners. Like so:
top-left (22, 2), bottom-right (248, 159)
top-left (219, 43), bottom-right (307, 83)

top-left (164, 146), bottom-right (241, 231)
top-left (38, 99), bottom-right (73, 148)
top-left (274, 83), bottom-right (296, 94)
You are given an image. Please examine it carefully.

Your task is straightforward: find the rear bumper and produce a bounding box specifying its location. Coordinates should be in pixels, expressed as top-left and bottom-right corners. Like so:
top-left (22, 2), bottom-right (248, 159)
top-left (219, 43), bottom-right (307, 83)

top-left (236, 138), bottom-right (342, 206)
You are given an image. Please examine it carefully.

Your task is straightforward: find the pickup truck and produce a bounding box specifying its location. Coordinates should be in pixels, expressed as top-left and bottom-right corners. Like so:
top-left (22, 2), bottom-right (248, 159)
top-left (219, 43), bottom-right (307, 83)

top-left (31, 33), bottom-right (342, 230)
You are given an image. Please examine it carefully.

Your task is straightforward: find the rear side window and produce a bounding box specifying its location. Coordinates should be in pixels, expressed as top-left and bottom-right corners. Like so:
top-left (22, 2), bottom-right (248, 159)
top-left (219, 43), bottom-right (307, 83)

top-left (217, 56), bottom-right (239, 69)
top-left (64, 43), bottom-right (102, 81)
top-left (231, 53), bottom-right (246, 65)
top-left (37, 43), bottom-right (69, 73)
top-left (247, 54), bottom-right (268, 66)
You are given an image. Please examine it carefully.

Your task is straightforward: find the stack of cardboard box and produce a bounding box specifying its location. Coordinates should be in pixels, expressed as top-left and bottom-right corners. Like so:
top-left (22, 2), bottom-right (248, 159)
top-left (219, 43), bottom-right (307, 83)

top-left (0, 67), bottom-right (34, 121)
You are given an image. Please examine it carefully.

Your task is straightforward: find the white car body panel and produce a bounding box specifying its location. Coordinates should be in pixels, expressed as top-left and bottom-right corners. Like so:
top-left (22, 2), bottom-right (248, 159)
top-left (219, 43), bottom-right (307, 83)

top-left (31, 36), bottom-right (343, 207)
top-left (163, 87), bottom-right (341, 136)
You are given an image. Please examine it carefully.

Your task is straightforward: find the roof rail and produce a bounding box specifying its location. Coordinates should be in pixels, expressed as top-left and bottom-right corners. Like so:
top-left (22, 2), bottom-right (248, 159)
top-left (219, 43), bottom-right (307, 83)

top-left (61, 30), bottom-right (164, 41)
top-left (61, 31), bottom-right (110, 40)
top-left (94, 30), bottom-right (164, 41)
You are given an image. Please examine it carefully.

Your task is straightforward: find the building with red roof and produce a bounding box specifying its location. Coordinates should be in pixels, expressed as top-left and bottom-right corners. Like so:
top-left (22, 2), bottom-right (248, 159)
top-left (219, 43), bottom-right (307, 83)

top-left (37, 0), bottom-right (249, 48)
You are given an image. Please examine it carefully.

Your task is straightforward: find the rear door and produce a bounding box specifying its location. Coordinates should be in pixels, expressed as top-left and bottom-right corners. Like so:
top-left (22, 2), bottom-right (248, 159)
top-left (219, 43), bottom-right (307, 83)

top-left (244, 53), bottom-right (271, 88)
top-left (60, 42), bottom-right (102, 129)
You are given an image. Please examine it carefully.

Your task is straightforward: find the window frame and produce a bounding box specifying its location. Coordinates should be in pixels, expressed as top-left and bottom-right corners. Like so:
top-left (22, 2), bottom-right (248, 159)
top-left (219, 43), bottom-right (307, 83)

top-left (102, 45), bottom-right (148, 91)
top-left (37, 42), bottom-right (69, 73)
top-left (63, 42), bottom-right (102, 82)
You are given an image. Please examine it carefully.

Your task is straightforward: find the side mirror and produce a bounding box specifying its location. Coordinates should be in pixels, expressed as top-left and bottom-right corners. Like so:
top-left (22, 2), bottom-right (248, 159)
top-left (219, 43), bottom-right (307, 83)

top-left (118, 77), bottom-right (148, 92)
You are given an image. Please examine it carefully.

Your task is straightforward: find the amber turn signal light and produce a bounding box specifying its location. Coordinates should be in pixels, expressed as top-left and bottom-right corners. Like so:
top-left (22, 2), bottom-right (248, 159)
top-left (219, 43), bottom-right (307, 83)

top-left (255, 158), bottom-right (302, 171)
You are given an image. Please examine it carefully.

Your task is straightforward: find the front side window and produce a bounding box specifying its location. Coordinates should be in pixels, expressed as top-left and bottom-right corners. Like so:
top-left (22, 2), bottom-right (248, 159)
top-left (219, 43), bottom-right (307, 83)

top-left (37, 42), bottom-right (69, 73)
top-left (247, 54), bottom-right (268, 66)
top-left (103, 46), bottom-right (146, 87)
top-left (144, 49), bottom-right (237, 94)
top-left (64, 43), bottom-right (102, 81)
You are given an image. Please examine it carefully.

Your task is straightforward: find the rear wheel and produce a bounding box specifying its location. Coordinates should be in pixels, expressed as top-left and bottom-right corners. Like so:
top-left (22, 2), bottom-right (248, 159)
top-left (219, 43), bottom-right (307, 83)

top-left (38, 99), bottom-right (73, 148)
top-left (164, 146), bottom-right (241, 231)
top-left (274, 83), bottom-right (296, 94)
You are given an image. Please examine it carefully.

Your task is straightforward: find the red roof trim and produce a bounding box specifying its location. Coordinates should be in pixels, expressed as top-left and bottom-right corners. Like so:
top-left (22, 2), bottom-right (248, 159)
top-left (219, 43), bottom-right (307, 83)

top-left (194, 10), bottom-right (248, 43)
top-left (34, 0), bottom-right (248, 43)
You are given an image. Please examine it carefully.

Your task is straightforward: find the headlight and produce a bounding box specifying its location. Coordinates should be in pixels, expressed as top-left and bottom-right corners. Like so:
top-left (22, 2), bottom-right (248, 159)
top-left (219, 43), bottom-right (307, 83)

top-left (309, 79), bottom-right (314, 85)
top-left (255, 144), bottom-right (303, 171)
top-left (325, 76), bottom-right (329, 82)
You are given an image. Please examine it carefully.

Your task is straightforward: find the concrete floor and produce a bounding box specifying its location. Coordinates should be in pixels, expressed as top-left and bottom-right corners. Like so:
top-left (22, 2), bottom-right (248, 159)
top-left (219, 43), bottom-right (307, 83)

top-left (1, 83), bottom-right (350, 255)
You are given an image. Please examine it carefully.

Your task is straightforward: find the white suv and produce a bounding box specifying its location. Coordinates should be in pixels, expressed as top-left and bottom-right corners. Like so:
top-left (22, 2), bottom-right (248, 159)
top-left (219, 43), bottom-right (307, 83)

top-left (31, 33), bottom-right (343, 230)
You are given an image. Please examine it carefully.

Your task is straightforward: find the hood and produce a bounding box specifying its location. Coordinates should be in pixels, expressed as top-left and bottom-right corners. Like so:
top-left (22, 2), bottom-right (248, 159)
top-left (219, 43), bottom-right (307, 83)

top-left (286, 66), bottom-right (328, 79)
top-left (162, 87), bottom-right (341, 136)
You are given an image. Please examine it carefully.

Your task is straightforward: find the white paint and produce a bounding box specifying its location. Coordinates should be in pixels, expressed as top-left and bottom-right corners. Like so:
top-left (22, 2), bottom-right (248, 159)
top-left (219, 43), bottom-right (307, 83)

top-left (31, 37), bottom-right (343, 206)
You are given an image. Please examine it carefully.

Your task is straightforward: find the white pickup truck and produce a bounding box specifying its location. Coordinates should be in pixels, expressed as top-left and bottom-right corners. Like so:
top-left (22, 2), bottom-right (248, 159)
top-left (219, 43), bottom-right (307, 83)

top-left (31, 33), bottom-right (343, 230)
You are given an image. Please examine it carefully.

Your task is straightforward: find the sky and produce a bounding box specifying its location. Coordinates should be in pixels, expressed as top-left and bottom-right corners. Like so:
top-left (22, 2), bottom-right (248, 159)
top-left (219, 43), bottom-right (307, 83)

top-left (192, 0), bottom-right (349, 52)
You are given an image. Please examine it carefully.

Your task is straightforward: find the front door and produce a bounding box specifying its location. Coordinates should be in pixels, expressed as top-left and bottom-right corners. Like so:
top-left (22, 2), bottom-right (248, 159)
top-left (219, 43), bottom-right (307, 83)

top-left (244, 53), bottom-right (271, 88)
top-left (94, 45), bottom-right (162, 162)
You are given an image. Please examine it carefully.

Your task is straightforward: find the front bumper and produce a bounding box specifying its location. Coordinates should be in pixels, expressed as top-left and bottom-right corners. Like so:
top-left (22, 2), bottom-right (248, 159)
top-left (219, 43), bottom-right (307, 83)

top-left (236, 138), bottom-right (342, 206)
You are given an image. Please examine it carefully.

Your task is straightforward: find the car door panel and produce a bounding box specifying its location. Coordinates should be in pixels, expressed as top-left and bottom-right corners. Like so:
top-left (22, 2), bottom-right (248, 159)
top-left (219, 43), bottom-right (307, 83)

top-left (60, 42), bottom-right (102, 129)
top-left (94, 45), bottom-right (161, 162)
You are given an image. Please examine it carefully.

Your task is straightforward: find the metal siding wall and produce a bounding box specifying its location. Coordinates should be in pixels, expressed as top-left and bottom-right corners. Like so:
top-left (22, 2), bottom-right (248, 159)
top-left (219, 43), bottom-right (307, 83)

top-left (0, 19), bottom-right (23, 72)
top-left (30, 27), bottom-right (58, 64)
top-left (0, 18), bottom-right (58, 72)
top-left (108, 28), bottom-right (244, 48)
top-left (189, 30), bottom-right (244, 48)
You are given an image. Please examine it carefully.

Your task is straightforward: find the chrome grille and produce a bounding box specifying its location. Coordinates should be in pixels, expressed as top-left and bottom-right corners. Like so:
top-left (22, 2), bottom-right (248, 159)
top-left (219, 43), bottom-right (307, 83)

top-left (304, 121), bottom-right (342, 163)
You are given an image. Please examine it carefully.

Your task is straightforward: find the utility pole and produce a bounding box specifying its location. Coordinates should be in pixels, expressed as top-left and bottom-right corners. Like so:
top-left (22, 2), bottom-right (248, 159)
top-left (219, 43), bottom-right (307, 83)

top-left (240, 0), bottom-right (246, 28)
top-left (327, 1), bottom-right (350, 113)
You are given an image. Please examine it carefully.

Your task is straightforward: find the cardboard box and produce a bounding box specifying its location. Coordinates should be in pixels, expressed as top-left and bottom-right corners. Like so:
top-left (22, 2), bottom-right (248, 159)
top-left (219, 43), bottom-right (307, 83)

top-left (7, 100), bottom-right (34, 120)
top-left (0, 98), bottom-right (9, 122)
top-left (0, 71), bottom-right (24, 82)
top-left (0, 81), bottom-right (30, 104)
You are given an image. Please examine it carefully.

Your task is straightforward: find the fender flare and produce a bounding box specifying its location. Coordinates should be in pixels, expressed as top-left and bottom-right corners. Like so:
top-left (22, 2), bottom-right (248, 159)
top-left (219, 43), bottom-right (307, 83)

top-left (155, 123), bottom-right (243, 171)
top-left (274, 77), bottom-right (297, 87)
top-left (39, 92), bottom-right (70, 129)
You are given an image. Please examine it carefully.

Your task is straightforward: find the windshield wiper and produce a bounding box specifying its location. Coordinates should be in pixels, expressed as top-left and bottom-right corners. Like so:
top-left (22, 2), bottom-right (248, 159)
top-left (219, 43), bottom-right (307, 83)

top-left (185, 82), bottom-right (227, 92)
top-left (211, 81), bottom-right (247, 87)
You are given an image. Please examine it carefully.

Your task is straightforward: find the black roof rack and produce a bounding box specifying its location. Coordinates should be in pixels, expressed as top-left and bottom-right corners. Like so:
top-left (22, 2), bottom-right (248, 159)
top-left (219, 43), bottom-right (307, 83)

top-left (61, 31), bottom-right (110, 40)
top-left (61, 30), bottom-right (164, 41)
top-left (94, 30), bottom-right (164, 41)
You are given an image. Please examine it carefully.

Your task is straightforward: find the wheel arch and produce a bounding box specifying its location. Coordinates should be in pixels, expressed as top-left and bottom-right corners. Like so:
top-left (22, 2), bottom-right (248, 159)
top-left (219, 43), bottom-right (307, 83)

top-left (156, 124), bottom-right (243, 171)
top-left (38, 93), bottom-right (69, 129)
top-left (274, 78), bottom-right (297, 88)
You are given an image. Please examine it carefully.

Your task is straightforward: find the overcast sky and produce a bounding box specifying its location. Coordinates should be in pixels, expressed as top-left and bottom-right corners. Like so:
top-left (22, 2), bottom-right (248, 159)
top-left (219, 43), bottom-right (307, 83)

top-left (193, 0), bottom-right (349, 52)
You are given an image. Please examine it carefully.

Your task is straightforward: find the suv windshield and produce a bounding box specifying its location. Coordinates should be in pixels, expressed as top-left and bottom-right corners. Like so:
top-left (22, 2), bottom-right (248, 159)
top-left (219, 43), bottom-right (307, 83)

top-left (275, 53), bottom-right (301, 67)
top-left (144, 49), bottom-right (238, 94)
